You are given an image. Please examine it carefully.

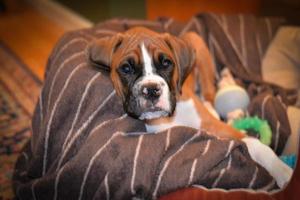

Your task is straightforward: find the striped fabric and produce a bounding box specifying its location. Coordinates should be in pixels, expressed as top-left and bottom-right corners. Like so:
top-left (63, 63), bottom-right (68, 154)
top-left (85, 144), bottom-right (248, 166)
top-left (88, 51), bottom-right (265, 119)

top-left (12, 17), bottom-right (283, 200)
top-left (177, 14), bottom-right (297, 154)
top-left (196, 14), bottom-right (297, 155)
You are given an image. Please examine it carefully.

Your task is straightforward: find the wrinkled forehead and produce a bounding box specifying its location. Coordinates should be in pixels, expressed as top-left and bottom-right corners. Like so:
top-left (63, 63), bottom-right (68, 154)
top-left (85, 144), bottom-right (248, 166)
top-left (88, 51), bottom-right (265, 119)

top-left (123, 30), bottom-right (167, 47)
top-left (112, 33), bottom-right (173, 65)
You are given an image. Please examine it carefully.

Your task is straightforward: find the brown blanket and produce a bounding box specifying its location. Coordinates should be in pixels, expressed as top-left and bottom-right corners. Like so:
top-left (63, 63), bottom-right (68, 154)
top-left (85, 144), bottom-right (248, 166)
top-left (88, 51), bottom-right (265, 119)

top-left (178, 14), bottom-right (298, 154)
top-left (13, 16), bottom-right (287, 200)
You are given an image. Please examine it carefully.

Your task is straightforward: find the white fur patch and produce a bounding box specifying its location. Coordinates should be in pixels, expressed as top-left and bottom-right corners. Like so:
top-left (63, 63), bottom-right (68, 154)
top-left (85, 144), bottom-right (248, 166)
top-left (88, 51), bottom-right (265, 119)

top-left (137, 43), bottom-right (171, 114)
top-left (145, 99), bottom-right (201, 133)
top-left (139, 111), bottom-right (169, 120)
top-left (141, 43), bottom-right (154, 76)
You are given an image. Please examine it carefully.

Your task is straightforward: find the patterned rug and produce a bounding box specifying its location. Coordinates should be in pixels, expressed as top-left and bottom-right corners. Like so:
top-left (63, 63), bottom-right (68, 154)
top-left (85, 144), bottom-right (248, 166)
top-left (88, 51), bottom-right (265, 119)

top-left (0, 43), bottom-right (42, 199)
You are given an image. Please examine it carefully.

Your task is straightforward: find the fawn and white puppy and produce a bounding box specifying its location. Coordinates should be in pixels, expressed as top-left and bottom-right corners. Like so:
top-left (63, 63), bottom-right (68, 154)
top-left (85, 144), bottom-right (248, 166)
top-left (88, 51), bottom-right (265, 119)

top-left (88, 27), bottom-right (292, 188)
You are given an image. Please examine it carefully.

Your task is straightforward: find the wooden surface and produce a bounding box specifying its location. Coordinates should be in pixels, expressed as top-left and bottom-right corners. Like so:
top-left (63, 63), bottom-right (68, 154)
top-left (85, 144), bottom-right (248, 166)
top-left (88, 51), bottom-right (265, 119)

top-left (146, 0), bottom-right (261, 22)
top-left (0, 1), bottom-right (65, 81)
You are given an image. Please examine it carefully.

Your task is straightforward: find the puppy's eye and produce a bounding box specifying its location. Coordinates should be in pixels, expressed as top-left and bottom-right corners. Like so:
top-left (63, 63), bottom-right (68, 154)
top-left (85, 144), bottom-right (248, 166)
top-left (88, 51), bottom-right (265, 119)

top-left (158, 54), bottom-right (173, 69)
top-left (119, 62), bottom-right (135, 74)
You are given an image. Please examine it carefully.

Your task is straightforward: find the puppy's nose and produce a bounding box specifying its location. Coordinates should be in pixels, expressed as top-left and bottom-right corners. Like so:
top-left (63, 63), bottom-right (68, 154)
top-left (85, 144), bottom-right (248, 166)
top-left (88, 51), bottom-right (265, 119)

top-left (141, 84), bottom-right (162, 100)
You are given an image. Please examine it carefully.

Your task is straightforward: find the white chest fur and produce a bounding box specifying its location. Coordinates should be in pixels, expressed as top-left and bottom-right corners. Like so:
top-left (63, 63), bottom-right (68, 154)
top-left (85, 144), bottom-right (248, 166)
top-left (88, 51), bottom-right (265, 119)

top-left (145, 99), bottom-right (201, 133)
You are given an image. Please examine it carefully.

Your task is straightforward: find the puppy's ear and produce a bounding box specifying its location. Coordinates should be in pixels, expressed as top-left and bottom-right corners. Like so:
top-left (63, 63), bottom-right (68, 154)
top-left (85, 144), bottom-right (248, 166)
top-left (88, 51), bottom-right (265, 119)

top-left (88, 34), bottom-right (123, 72)
top-left (163, 33), bottom-right (195, 94)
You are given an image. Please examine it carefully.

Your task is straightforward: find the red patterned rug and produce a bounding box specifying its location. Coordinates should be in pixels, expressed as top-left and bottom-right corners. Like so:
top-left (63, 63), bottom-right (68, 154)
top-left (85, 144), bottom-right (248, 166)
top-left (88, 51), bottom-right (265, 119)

top-left (0, 43), bottom-right (41, 199)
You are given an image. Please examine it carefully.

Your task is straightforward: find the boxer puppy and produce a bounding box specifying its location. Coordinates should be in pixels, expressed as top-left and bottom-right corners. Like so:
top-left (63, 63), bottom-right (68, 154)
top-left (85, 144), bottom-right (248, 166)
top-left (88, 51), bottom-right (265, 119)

top-left (88, 27), bottom-right (292, 188)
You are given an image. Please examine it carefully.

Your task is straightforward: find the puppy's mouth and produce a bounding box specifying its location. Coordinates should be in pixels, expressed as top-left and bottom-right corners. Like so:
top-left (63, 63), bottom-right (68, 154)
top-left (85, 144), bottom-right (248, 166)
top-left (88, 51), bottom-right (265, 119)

top-left (139, 108), bottom-right (170, 120)
top-left (137, 94), bottom-right (172, 120)
top-left (124, 94), bottom-right (174, 121)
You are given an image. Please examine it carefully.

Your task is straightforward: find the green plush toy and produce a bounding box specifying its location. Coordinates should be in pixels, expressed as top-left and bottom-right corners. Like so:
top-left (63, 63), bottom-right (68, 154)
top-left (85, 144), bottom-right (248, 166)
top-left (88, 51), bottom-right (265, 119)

top-left (232, 116), bottom-right (272, 146)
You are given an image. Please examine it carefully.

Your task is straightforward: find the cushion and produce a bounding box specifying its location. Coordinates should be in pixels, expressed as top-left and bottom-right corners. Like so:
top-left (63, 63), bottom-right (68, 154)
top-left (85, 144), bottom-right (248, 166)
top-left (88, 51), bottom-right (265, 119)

top-left (262, 26), bottom-right (300, 90)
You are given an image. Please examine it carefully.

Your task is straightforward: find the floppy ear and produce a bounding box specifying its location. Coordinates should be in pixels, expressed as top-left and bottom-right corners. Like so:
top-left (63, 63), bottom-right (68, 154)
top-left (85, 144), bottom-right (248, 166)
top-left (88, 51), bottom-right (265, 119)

top-left (88, 34), bottom-right (123, 72)
top-left (163, 33), bottom-right (195, 94)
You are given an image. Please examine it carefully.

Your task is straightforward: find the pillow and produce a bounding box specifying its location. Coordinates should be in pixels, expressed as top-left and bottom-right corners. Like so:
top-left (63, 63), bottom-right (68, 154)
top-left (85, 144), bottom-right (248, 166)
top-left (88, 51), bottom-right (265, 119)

top-left (262, 26), bottom-right (300, 90)
top-left (262, 26), bottom-right (300, 155)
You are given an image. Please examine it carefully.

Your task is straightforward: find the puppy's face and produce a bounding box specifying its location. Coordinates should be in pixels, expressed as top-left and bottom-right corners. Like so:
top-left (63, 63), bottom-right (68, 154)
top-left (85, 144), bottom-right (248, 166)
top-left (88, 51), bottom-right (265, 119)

top-left (112, 42), bottom-right (176, 120)
top-left (89, 27), bottom-right (194, 120)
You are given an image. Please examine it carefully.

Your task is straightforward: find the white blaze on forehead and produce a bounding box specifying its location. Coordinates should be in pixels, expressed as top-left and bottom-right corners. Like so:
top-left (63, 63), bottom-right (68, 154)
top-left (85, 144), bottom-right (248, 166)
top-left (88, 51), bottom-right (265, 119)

top-left (135, 43), bottom-right (172, 120)
top-left (141, 43), bottom-right (154, 76)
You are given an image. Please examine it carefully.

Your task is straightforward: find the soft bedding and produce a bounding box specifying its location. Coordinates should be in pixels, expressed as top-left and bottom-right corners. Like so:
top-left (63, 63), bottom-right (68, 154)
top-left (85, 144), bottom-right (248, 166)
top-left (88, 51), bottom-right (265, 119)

top-left (13, 14), bottom-right (299, 199)
top-left (194, 14), bottom-right (299, 155)
top-left (261, 26), bottom-right (300, 155)
top-left (262, 26), bottom-right (300, 90)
